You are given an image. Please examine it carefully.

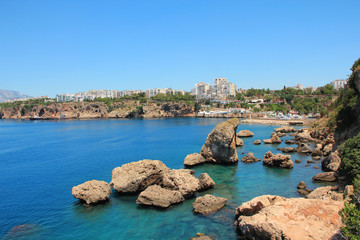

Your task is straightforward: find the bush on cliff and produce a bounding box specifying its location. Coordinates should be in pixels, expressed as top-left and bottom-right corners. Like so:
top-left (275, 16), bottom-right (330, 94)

top-left (338, 132), bottom-right (360, 181)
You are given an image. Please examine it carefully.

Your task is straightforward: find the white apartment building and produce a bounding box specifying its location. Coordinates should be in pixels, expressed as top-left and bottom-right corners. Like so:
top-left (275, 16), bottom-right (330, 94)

top-left (330, 79), bottom-right (347, 90)
top-left (195, 78), bottom-right (237, 100)
top-left (56, 89), bottom-right (119, 102)
top-left (145, 88), bottom-right (185, 98)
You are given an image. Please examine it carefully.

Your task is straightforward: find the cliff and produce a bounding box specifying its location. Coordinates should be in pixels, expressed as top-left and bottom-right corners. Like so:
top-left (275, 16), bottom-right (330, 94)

top-left (0, 100), bottom-right (196, 119)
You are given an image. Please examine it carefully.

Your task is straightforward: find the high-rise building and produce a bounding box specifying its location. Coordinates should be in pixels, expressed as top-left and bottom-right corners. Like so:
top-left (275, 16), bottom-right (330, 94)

top-left (330, 79), bottom-right (347, 90)
top-left (195, 78), bottom-right (236, 100)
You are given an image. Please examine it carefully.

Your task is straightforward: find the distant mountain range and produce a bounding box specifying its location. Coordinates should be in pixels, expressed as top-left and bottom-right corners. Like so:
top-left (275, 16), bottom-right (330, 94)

top-left (0, 89), bottom-right (32, 103)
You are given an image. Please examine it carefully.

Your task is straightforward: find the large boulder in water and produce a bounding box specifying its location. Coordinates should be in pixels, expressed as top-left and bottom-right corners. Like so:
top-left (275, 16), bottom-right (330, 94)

top-left (200, 118), bottom-right (240, 164)
top-left (263, 151), bottom-right (294, 168)
top-left (274, 126), bottom-right (296, 133)
top-left (136, 185), bottom-right (185, 208)
top-left (263, 133), bottom-right (281, 144)
top-left (110, 159), bottom-right (170, 193)
top-left (235, 195), bottom-right (286, 217)
top-left (184, 153), bottom-right (208, 166)
top-left (236, 137), bottom-right (244, 146)
top-left (322, 151), bottom-right (341, 172)
top-left (235, 196), bottom-right (344, 240)
top-left (72, 180), bottom-right (111, 205)
top-left (237, 129), bottom-right (254, 137)
top-left (312, 172), bottom-right (337, 182)
top-left (192, 194), bottom-right (227, 214)
top-left (241, 153), bottom-right (261, 163)
top-left (162, 169), bottom-right (200, 198)
top-left (198, 173), bottom-right (215, 191)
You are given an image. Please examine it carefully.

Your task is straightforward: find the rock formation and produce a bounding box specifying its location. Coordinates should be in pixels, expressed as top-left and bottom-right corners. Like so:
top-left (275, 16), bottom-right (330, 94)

top-left (263, 133), bottom-right (281, 144)
top-left (236, 129), bottom-right (254, 137)
top-left (306, 186), bottom-right (343, 201)
top-left (277, 147), bottom-right (297, 153)
top-left (263, 152), bottom-right (294, 168)
top-left (184, 153), bottom-right (208, 167)
top-left (190, 233), bottom-right (215, 240)
top-left (297, 181), bottom-right (306, 189)
top-left (110, 159), bottom-right (170, 193)
top-left (312, 172), bottom-right (337, 182)
top-left (235, 196), bottom-right (344, 240)
top-left (162, 169), bottom-right (200, 198)
top-left (136, 185), bottom-right (185, 208)
top-left (274, 126), bottom-right (296, 133)
top-left (297, 143), bottom-right (313, 154)
top-left (253, 139), bottom-right (261, 145)
top-left (200, 118), bottom-right (240, 164)
top-left (235, 195), bottom-right (286, 217)
top-left (192, 194), bottom-right (227, 214)
top-left (72, 180), bottom-right (111, 205)
top-left (241, 153), bottom-right (261, 163)
top-left (322, 152), bottom-right (341, 172)
top-left (236, 137), bottom-right (244, 146)
top-left (198, 173), bottom-right (215, 191)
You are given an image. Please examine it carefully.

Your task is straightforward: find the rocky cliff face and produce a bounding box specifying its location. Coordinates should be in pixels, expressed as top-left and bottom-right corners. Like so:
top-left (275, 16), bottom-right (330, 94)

top-left (0, 100), bottom-right (196, 119)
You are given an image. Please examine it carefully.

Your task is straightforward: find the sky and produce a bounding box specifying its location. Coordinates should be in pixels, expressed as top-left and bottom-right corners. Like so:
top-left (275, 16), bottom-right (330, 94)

top-left (0, 0), bottom-right (359, 98)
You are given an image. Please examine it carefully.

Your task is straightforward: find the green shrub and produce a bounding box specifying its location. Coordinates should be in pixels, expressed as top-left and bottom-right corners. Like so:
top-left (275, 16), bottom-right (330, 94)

top-left (338, 133), bottom-right (360, 181)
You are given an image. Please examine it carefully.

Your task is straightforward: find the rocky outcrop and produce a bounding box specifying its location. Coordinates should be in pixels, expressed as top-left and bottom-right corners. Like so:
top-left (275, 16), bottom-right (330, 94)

top-left (162, 169), bottom-right (200, 198)
top-left (294, 130), bottom-right (316, 143)
top-left (236, 137), bottom-right (244, 146)
top-left (263, 133), bottom-right (281, 144)
top-left (241, 153), bottom-right (261, 163)
top-left (192, 194), bottom-right (227, 214)
top-left (277, 147), bottom-right (297, 153)
top-left (274, 126), bottom-right (296, 133)
top-left (235, 195), bottom-right (286, 217)
top-left (72, 180), bottom-right (111, 205)
top-left (110, 159), bottom-right (170, 193)
top-left (297, 143), bottom-right (313, 154)
top-left (285, 140), bottom-right (296, 145)
top-left (306, 186), bottom-right (343, 201)
top-left (276, 132), bottom-right (287, 137)
top-left (322, 152), bottom-right (341, 172)
top-left (253, 139), bottom-right (261, 145)
top-left (200, 118), bottom-right (240, 164)
top-left (198, 173), bottom-right (215, 191)
top-left (190, 233), bottom-right (215, 240)
top-left (295, 159), bottom-right (301, 163)
top-left (297, 181), bottom-right (306, 189)
top-left (235, 196), bottom-right (344, 240)
top-left (184, 153), bottom-right (208, 167)
top-left (312, 172), bottom-right (337, 182)
top-left (136, 185), bottom-right (185, 208)
top-left (263, 152), bottom-right (294, 168)
top-left (237, 130), bottom-right (254, 137)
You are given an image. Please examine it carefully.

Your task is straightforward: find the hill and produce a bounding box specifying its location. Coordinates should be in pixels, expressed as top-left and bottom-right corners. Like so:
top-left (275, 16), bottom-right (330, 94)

top-left (0, 89), bottom-right (32, 102)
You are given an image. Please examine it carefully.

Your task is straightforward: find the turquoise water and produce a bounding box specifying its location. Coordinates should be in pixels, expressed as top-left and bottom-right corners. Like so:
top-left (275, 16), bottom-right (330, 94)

top-left (0, 118), bottom-right (328, 240)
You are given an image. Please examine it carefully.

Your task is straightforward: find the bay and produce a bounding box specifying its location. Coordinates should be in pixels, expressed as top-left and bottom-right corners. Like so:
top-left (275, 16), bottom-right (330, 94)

top-left (0, 118), bottom-right (328, 240)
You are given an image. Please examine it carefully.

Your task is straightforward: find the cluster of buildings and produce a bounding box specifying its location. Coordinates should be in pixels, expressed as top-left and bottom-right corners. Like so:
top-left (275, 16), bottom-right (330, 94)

top-left (145, 88), bottom-right (185, 98)
top-left (330, 79), bottom-right (347, 90)
top-left (194, 78), bottom-right (237, 100)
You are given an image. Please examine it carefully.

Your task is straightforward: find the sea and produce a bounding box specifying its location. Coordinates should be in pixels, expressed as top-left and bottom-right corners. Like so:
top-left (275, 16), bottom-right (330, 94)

top-left (0, 118), bottom-right (329, 240)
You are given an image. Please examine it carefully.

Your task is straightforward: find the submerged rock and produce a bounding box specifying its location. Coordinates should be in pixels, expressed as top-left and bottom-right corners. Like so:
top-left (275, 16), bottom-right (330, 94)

top-left (192, 194), bottom-right (227, 214)
top-left (72, 180), bottom-right (111, 205)
top-left (184, 153), bottom-right (208, 167)
top-left (285, 140), bottom-right (296, 145)
top-left (200, 118), bottom-right (239, 164)
top-left (198, 173), bottom-right (215, 191)
top-left (136, 185), bottom-right (184, 208)
top-left (241, 153), bottom-right (261, 163)
top-left (321, 152), bottom-right (341, 172)
top-left (263, 151), bottom-right (294, 168)
top-left (235, 196), bottom-right (344, 240)
top-left (110, 159), bottom-right (170, 193)
top-left (237, 129), bottom-right (254, 137)
top-left (190, 233), bottom-right (215, 240)
top-left (277, 147), bottom-right (297, 153)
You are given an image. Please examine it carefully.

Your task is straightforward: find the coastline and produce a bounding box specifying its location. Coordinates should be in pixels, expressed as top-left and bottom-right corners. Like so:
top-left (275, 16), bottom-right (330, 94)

top-left (240, 118), bottom-right (316, 126)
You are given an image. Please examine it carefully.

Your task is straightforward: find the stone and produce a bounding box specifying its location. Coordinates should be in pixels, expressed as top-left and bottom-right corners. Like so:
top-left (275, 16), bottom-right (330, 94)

top-left (253, 139), bottom-right (261, 145)
top-left (312, 156), bottom-right (321, 160)
top-left (274, 126), bottom-right (296, 133)
top-left (110, 159), bottom-right (170, 193)
top-left (307, 160), bottom-right (315, 164)
top-left (236, 137), bottom-right (244, 146)
top-left (295, 159), bottom-right (301, 163)
top-left (190, 233), bottom-right (215, 240)
top-left (322, 152), bottom-right (341, 172)
top-left (276, 132), bottom-right (287, 137)
top-left (306, 186), bottom-right (344, 201)
top-left (297, 181), bottom-right (306, 189)
top-left (311, 144), bottom-right (323, 156)
top-left (263, 151), bottom-right (294, 168)
top-left (184, 153), bottom-right (208, 167)
top-left (285, 140), bottom-right (296, 145)
top-left (193, 194), bottom-right (227, 214)
top-left (294, 130), bottom-right (315, 143)
top-left (314, 166), bottom-right (319, 169)
top-left (277, 147), bottom-right (297, 153)
top-left (236, 196), bottom-right (344, 240)
top-left (200, 118), bottom-right (239, 164)
top-left (312, 172), bottom-right (337, 182)
top-left (263, 133), bottom-right (281, 144)
top-left (162, 169), bottom-right (200, 198)
top-left (297, 189), bottom-right (312, 196)
top-left (297, 143), bottom-right (313, 154)
top-left (237, 129), bottom-right (254, 137)
top-left (323, 144), bottom-right (334, 156)
top-left (241, 153), bottom-right (261, 163)
top-left (198, 173), bottom-right (215, 191)
top-left (72, 180), bottom-right (111, 205)
top-left (344, 185), bottom-right (354, 197)
top-left (235, 195), bottom-right (286, 217)
top-left (305, 164), bottom-right (310, 167)
top-left (136, 185), bottom-right (184, 208)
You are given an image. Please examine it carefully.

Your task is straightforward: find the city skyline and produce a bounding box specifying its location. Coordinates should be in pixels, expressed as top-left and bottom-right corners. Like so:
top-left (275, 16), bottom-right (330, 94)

top-left (1, 1), bottom-right (359, 97)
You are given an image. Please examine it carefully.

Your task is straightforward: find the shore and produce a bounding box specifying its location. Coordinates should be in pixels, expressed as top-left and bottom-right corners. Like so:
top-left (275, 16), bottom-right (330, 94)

top-left (240, 118), bottom-right (316, 126)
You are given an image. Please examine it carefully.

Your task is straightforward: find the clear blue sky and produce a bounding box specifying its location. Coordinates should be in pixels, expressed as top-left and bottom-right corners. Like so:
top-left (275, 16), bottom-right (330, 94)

top-left (0, 0), bottom-right (359, 97)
